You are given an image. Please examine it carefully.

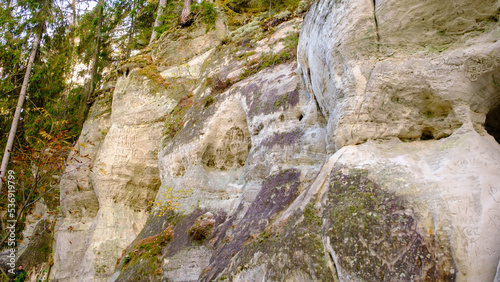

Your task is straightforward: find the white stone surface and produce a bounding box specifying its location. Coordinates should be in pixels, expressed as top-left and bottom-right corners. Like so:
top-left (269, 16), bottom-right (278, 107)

top-left (51, 69), bottom-right (176, 281)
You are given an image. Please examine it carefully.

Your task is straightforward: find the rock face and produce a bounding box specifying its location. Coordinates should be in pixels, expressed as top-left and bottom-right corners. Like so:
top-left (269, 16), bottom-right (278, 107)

top-left (51, 65), bottom-right (176, 281)
top-left (298, 0), bottom-right (500, 152)
top-left (51, 0), bottom-right (500, 281)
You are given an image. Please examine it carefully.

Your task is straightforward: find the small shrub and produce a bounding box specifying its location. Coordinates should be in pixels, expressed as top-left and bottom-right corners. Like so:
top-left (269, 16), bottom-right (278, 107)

top-left (156, 226), bottom-right (175, 247)
top-left (220, 36), bottom-right (231, 45)
top-left (282, 32), bottom-right (299, 59)
top-left (236, 51), bottom-right (256, 60)
top-left (207, 75), bottom-right (233, 94)
top-left (187, 213), bottom-right (215, 242)
top-left (188, 223), bottom-right (211, 241)
top-left (154, 0), bottom-right (184, 38)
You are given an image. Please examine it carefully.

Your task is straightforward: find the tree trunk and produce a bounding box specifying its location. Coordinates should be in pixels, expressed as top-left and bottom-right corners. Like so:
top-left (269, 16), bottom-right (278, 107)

top-left (0, 23), bottom-right (44, 192)
top-left (150, 0), bottom-right (167, 44)
top-left (126, 0), bottom-right (137, 59)
top-left (86, 0), bottom-right (104, 104)
top-left (72, 0), bottom-right (77, 26)
top-left (180, 0), bottom-right (193, 26)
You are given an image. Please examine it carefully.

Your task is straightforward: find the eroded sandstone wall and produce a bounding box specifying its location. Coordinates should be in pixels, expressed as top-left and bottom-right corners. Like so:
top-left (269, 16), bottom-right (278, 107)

top-left (53, 0), bottom-right (500, 281)
top-left (51, 66), bottom-right (176, 281)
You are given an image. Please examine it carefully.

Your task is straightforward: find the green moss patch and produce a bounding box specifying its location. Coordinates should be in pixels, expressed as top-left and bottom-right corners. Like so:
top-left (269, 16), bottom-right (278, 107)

top-left (325, 167), bottom-right (456, 281)
top-left (237, 31), bottom-right (299, 80)
top-left (153, 0), bottom-right (184, 39)
top-left (137, 65), bottom-right (168, 87)
top-left (116, 226), bottom-right (173, 280)
top-left (191, 1), bottom-right (219, 32)
top-left (218, 0), bottom-right (302, 29)
top-left (238, 50), bottom-right (291, 81)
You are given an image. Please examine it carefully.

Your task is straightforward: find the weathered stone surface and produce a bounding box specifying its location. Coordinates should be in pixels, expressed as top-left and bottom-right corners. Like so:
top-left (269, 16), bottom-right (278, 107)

top-left (321, 130), bottom-right (500, 281)
top-left (50, 91), bottom-right (111, 281)
top-left (163, 246), bottom-right (212, 281)
top-left (215, 129), bottom-right (500, 281)
top-left (298, 0), bottom-right (500, 152)
top-left (151, 16), bottom-right (226, 68)
top-left (51, 0), bottom-right (500, 281)
top-left (51, 67), bottom-right (177, 281)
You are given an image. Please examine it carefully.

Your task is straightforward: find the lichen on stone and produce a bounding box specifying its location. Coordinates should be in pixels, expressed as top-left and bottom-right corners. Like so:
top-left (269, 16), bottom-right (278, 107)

top-left (259, 129), bottom-right (304, 148)
top-left (324, 167), bottom-right (456, 281)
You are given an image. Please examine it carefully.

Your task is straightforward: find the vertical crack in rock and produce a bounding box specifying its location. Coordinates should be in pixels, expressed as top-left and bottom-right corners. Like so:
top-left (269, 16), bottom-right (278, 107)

top-left (485, 103), bottom-right (500, 144)
top-left (372, 0), bottom-right (380, 53)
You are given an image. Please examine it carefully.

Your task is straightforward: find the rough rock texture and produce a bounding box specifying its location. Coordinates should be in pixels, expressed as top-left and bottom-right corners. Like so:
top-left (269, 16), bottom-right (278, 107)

top-left (151, 15), bottom-right (226, 68)
top-left (298, 0), bottom-right (500, 152)
top-left (52, 0), bottom-right (500, 281)
top-left (50, 91), bottom-right (110, 281)
top-left (322, 130), bottom-right (500, 281)
top-left (50, 65), bottom-right (176, 281)
top-left (6, 217), bottom-right (55, 282)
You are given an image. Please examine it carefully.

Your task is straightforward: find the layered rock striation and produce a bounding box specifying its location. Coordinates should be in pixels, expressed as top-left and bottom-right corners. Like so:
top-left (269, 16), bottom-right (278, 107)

top-left (52, 0), bottom-right (500, 281)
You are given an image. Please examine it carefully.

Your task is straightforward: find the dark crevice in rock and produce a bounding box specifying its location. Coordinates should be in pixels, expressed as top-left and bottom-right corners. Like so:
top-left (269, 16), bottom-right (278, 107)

top-left (485, 104), bottom-right (500, 144)
top-left (372, 0), bottom-right (380, 52)
top-left (327, 251), bottom-right (340, 281)
top-left (421, 127), bottom-right (435, 140)
top-left (313, 95), bottom-right (326, 120)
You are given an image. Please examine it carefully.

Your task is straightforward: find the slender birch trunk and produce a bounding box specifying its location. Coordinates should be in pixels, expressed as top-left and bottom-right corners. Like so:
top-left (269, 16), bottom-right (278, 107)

top-left (150, 0), bottom-right (167, 44)
top-left (0, 23), bottom-right (45, 192)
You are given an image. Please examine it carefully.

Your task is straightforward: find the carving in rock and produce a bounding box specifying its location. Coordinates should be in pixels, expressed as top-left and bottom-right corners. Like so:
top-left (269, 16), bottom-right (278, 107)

top-left (202, 126), bottom-right (251, 170)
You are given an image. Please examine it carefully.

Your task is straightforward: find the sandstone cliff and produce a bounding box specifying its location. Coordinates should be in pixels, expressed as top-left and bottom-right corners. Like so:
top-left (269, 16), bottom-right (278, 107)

top-left (50, 0), bottom-right (500, 281)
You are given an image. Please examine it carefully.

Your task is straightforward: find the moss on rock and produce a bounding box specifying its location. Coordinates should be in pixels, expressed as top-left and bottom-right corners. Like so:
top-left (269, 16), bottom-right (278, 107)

top-left (116, 226), bottom-right (173, 281)
top-left (17, 220), bottom-right (54, 269)
top-left (325, 167), bottom-right (456, 281)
